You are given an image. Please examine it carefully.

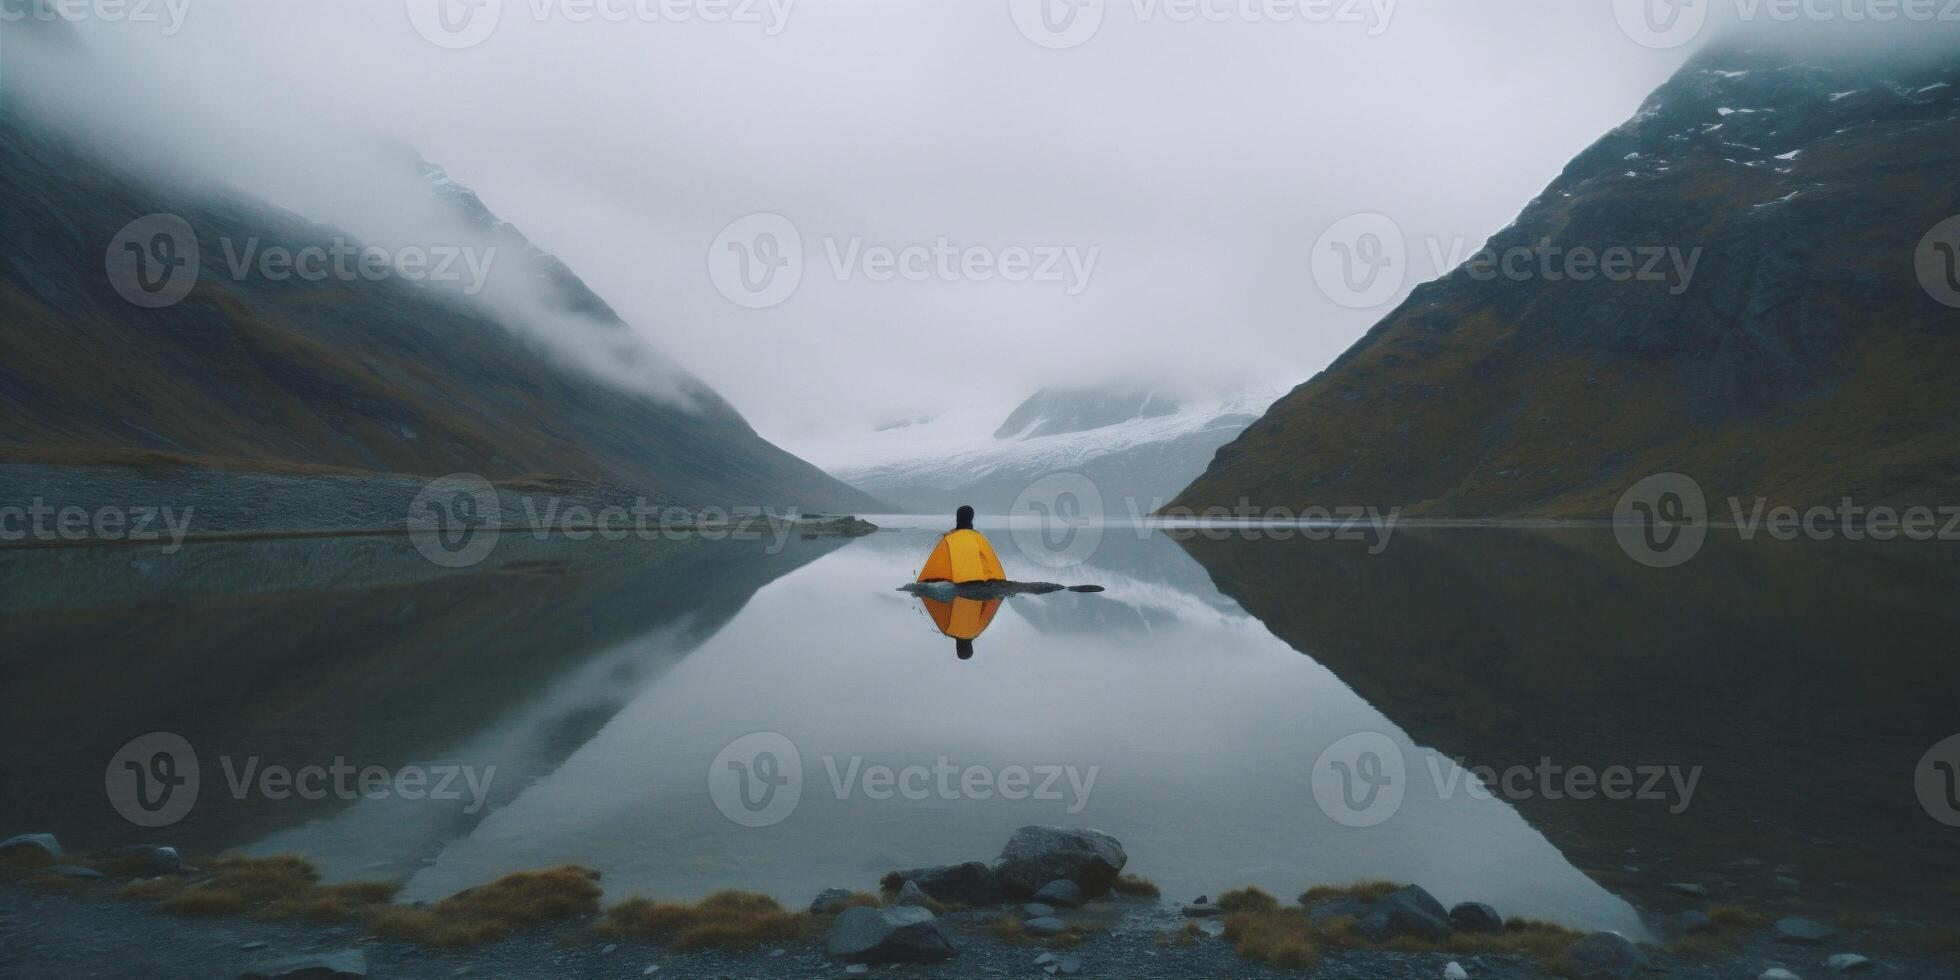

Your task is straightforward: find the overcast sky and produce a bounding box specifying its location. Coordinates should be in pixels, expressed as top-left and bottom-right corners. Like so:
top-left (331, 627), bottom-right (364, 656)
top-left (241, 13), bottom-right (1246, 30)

top-left (16, 1), bottom-right (1939, 452)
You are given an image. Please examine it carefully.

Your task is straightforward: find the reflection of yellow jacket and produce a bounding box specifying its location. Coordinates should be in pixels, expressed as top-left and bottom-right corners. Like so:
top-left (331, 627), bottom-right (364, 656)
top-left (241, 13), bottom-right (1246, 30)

top-left (916, 529), bottom-right (1006, 584)
top-left (923, 596), bottom-right (1002, 641)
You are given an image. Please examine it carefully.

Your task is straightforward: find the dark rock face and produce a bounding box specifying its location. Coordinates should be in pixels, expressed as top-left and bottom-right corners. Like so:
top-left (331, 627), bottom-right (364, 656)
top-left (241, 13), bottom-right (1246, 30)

top-left (1558, 932), bottom-right (1651, 980)
top-left (889, 862), bottom-right (1002, 906)
top-left (1449, 901), bottom-right (1504, 933)
top-left (1033, 879), bottom-right (1085, 908)
top-left (1774, 916), bottom-right (1839, 944)
top-left (239, 950), bottom-right (368, 980)
top-left (991, 826), bottom-right (1128, 896)
top-left (825, 906), bottom-right (957, 964)
top-left (0, 834), bottom-right (59, 860)
top-left (1354, 885), bottom-right (1452, 942)
top-left (809, 888), bottom-right (856, 915)
top-left (1172, 43), bottom-right (1960, 517)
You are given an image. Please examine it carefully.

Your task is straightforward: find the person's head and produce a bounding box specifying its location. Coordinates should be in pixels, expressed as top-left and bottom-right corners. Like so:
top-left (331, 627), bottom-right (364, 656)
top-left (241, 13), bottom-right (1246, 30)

top-left (956, 505), bottom-right (975, 530)
top-left (956, 638), bottom-right (975, 660)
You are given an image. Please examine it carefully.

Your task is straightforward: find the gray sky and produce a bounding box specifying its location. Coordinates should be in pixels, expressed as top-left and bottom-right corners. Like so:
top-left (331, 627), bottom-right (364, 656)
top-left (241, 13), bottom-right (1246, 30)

top-left (17, 1), bottom-right (1939, 451)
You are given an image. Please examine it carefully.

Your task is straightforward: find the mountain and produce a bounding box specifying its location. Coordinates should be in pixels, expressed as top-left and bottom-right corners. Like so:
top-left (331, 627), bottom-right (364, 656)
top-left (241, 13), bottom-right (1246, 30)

top-left (804, 384), bottom-right (1276, 515)
top-left (1172, 43), bottom-right (1960, 518)
top-left (0, 51), bottom-right (881, 513)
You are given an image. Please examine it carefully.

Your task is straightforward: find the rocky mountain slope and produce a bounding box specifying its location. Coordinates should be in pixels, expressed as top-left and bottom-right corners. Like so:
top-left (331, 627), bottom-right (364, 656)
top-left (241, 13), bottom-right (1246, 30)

top-left (0, 39), bottom-right (880, 513)
top-left (808, 385), bottom-right (1275, 514)
top-left (1172, 43), bottom-right (1960, 517)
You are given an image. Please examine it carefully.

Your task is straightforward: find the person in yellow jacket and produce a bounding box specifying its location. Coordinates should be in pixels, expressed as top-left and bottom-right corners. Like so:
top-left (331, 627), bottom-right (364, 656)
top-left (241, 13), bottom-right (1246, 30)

top-left (915, 506), bottom-right (1006, 585)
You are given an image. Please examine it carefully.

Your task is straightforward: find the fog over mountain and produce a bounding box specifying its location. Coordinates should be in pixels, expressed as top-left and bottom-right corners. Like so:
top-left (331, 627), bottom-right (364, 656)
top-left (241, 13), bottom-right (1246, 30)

top-left (6, 2), bottom-right (1945, 461)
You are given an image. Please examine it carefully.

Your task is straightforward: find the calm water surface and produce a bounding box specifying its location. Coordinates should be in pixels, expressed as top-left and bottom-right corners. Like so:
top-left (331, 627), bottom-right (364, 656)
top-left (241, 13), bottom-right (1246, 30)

top-left (3, 519), bottom-right (1954, 935)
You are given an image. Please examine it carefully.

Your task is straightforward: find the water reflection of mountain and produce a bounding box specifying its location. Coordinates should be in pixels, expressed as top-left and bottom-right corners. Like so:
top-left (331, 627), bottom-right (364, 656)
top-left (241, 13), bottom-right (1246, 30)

top-left (0, 533), bottom-right (849, 857)
top-left (1178, 528), bottom-right (1960, 922)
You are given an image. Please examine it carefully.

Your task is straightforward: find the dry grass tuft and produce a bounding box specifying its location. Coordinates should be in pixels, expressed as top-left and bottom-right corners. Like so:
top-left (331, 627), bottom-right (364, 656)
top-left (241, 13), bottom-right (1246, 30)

top-left (370, 866), bottom-right (601, 947)
top-left (1214, 884), bottom-right (1586, 971)
top-left (1217, 886), bottom-right (1281, 914)
top-left (138, 854), bottom-right (396, 922)
top-left (981, 914), bottom-right (1106, 948)
top-left (1300, 880), bottom-right (1402, 905)
top-left (595, 891), bottom-right (809, 951)
top-left (1109, 874), bottom-right (1161, 898)
top-left (1156, 922), bottom-right (1205, 947)
top-left (1224, 911), bottom-right (1320, 970)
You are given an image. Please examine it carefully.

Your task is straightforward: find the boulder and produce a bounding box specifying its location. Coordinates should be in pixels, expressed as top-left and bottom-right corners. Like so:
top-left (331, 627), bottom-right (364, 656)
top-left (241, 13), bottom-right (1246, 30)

top-left (992, 826), bottom-right (1126, 896)
top-left (809, 887), bottom-right (856, 915)
top-left (1444, 962), bottom-right (1469, 980)
top-left (1775, 917), bottom-right (1838, 945)
top-left (895, 881), bottom-right (932, 908)
top-left (1824, 953), bottom-right (1870, 972)
top-left (1355, 886), bottom-right (1452, 942)
top-left (1558, 932), bottom-right (1651, 980)
top-left (1053, 954), bottom-right (1083, 975)
top-left (826, 906), bottom-right (956, 964)
top-left (890, 862), bottom-right (1002, 906)
top-left (239, 951), bottom-right (368, 980)
top-left (1305, 895), bottom-right (1372, 924)
top-left (1023, 916), bottom-right (1067, 937)
top-left (0, 833), bottom-right (59, 861)
top-left (1023, 903), bottom-right (1056, 918)
top-left (1676, 910), bottom-right (1715, 935)
top-left (1034, 879), bottom-right (1084, 908)
top-left (44, 865), bottom-right (103, 878)
top-left (1664, 882), bottom-right (1707, 898)
top-left (1759, 970), bottom-right (1801, 980)
top-left (1181, 902), bottom-right (1224, 918)
top-left (1449, 902), bottom-right (1503, 933)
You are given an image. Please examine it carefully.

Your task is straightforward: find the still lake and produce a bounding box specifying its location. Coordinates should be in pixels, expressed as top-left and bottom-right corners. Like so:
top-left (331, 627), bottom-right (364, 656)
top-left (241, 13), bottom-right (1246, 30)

top-left (3, 517), bottom-right (1955, 935)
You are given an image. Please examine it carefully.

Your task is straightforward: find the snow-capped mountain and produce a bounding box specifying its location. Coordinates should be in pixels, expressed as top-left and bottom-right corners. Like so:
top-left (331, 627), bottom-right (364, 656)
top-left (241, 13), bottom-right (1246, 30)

top-left (798, 385), bottom-right (1281, 515)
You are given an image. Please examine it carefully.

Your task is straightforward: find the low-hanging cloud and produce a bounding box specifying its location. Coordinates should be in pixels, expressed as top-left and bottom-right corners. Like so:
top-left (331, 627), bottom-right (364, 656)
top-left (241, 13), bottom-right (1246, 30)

top-left (6, 1), bottom-right (1952, 451)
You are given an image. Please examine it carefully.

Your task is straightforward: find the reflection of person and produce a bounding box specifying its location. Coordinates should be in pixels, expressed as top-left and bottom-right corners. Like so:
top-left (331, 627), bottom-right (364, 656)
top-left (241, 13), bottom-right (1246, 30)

top-left (922, 595), bottom-right (1002, 661)
top-left (916, 506), bottom-right (1006, 584)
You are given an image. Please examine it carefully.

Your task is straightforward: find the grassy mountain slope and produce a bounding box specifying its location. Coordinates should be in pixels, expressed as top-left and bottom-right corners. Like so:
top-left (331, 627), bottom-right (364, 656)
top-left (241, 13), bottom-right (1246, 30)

top-left (1172, 45), bottom-right (1960, 517)
top-left (0, 99), bottom-right (882, 513)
